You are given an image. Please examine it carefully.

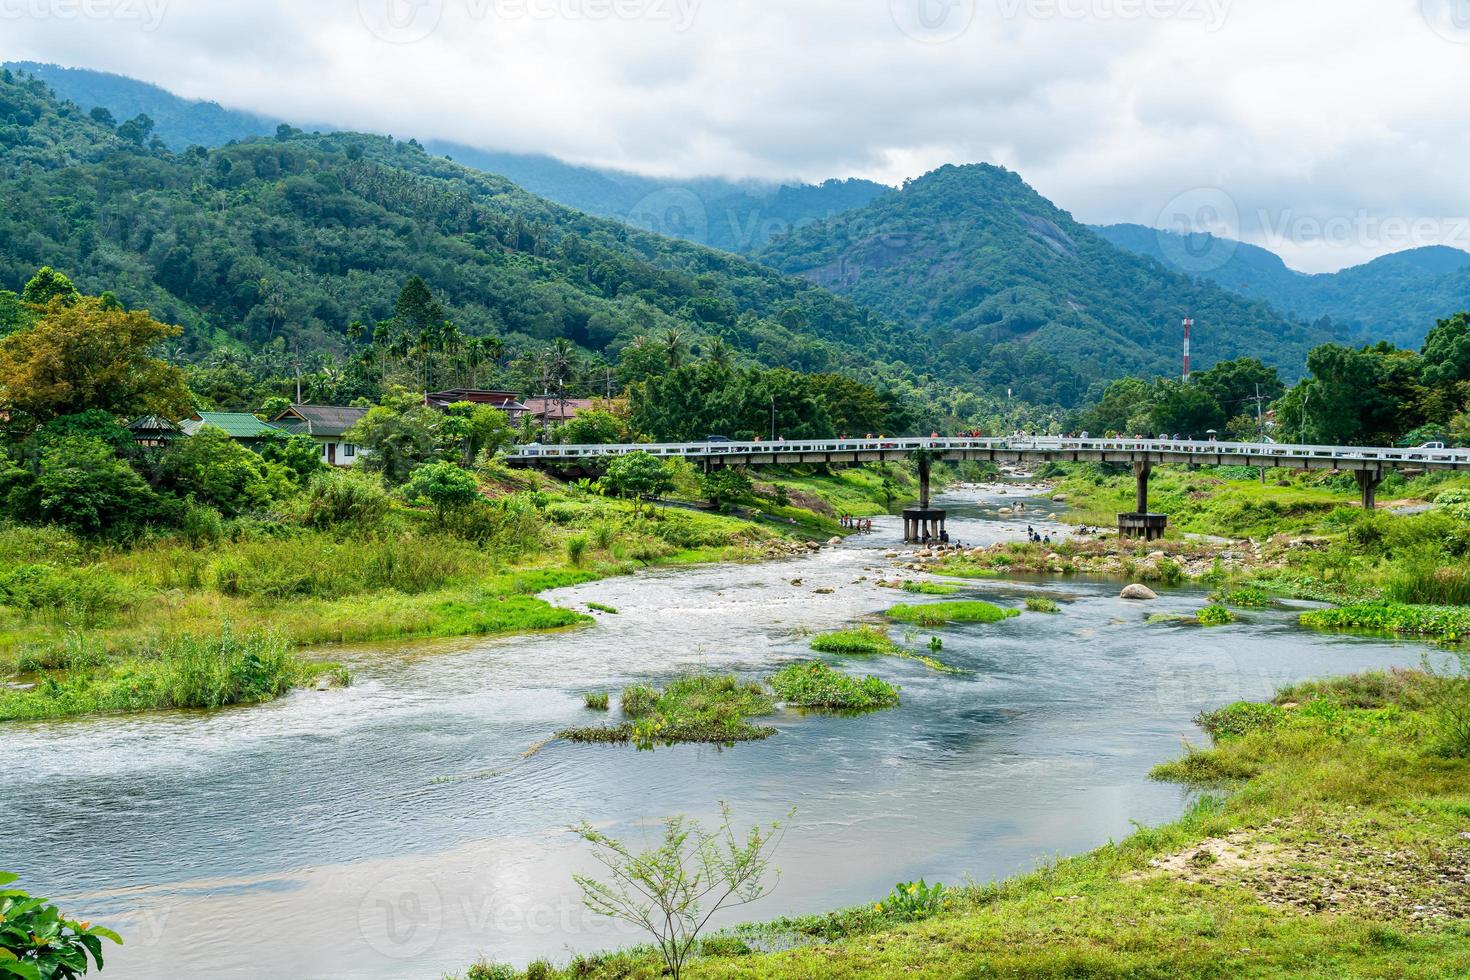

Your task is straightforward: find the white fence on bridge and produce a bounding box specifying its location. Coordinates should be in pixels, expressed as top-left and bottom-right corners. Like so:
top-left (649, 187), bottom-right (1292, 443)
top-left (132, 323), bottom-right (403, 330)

top-left (506, 436), bottom-right (1470, 471)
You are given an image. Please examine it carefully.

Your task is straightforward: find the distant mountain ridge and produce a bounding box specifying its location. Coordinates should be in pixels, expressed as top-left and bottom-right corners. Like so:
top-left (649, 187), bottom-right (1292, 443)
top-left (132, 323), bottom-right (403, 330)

top-left (5, 62), bottom-right (890, 255)
top-left (758, 164), bottom-right (1335, 405)
top-left (1093, 223), bottom-right (1470, 347)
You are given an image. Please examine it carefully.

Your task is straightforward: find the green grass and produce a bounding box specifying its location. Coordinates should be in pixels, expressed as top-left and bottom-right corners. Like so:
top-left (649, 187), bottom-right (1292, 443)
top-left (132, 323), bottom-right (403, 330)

top-left (0, 627), bottom-right (345, 722)
top-left (464, 668), bottom-right (1470, 979)
top-left (769, 662), bottom-right (899, 712)
top-left (901, 581), bottom-right (961, 596)
top-left (810, 626), bottom-right (902, 656)
top-left (885, 601), bottom-right (1019, 627)
top-left (1211, 586), bottom-right (1277, 608)
top-left (1301, 601), bottom-right (1470, 642)
top-left (558, 675), bottom-right (777, 748)
top-left (587, 603), bottom-right (619, 615)
top-left (1023, 596), bottom-right (1060, 613)
top-left (583, 691), bottom-right (609, 711)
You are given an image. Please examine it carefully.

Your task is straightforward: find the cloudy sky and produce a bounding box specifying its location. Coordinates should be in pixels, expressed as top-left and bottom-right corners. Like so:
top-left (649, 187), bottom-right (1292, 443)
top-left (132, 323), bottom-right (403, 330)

top-left (4, 0), bottom-right (1468, 272)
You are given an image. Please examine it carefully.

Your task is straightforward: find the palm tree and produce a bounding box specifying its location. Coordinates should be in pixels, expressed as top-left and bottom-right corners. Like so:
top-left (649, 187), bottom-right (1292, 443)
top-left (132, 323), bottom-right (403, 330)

top-left (662, 328), bottom-right (687, 370)
top-left (705, 336), bottom-right (733, 371)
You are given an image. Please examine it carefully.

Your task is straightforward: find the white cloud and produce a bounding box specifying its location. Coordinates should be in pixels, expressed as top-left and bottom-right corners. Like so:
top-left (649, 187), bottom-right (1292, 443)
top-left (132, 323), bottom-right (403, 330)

top-left (3, 0), bottom-right (1468, 272)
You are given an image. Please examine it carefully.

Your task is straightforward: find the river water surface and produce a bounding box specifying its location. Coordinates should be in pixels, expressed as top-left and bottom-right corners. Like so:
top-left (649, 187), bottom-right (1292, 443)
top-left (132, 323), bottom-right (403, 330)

top-left (3, 487), bottom-right (1431, 978)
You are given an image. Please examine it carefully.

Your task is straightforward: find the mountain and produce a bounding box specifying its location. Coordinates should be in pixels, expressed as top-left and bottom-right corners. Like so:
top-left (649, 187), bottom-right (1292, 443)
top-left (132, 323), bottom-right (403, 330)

top-left (0, 67), bottom-right (924, 389)
top-left (3, 61), bottom-right (282, 148)
top-left (1094, 223), bottom-right (1470, 347)
top-left (6, 62), bottom-right (890, 255)
top-left (758, 164), bottom-right (1335, 405)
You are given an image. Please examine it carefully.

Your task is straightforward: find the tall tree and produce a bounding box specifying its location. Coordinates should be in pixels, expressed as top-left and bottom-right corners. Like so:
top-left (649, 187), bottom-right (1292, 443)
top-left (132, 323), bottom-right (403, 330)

top-left (0, 296), bottom-right (193, 427)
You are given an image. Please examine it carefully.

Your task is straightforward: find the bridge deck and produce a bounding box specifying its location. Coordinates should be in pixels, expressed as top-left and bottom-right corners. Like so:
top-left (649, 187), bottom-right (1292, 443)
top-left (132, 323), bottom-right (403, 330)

top-left (507, 437), bottom-right (1470, 473)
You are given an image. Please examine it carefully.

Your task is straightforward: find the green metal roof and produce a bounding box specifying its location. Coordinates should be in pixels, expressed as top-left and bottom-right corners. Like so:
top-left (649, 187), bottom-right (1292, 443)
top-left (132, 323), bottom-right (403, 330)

top-left (181, 412), bottom-right (281, 439)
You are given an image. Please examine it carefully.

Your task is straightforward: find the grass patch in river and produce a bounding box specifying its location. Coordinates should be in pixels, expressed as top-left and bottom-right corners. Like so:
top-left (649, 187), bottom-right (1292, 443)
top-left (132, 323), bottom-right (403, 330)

top-left (0, 626), bottom-right (345, 722)
top-left (769, 662), bottom-right (899, 712)
top-left (1300, 601), bottom-right (1470, 642)
top-left (558, 675), bottom-right (776, 748)
top-left (886, 601), bottom-right (1019, 627)
top-left (1195, 605), bottom-right (1236, 627)
top-left (810, 626), bottom-right (966, 674)
top-left (1024, 597), bottom-right (1060, 613)
top-left (902, 581), bottom-right (962, 596)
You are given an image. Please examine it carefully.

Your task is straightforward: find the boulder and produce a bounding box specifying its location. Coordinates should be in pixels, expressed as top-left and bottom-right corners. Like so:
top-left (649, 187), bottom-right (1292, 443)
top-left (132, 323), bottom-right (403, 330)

top-left (828, 536), bottom-right (843, 547)
top-left (804, 541), bottom-right (822, 551)
top-left (1147, 551), bottom-right (1167, 561)
top-left (1121, 584), bottom-right (1160, 601)
top-left (1052, 493), bottom-right (1068, 502)
top-left (813, 587), bottom-right (835, 595)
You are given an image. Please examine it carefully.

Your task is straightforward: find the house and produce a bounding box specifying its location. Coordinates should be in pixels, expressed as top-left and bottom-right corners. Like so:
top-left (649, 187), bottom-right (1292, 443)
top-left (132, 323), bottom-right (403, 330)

top-left (179, 412), bottom-right (282, 447)
top-left (271, 405), bottom-right (369, 467)
top-left (127, 415), bottom-right (183, 448)
top-left (522, 397), bottom-right (599, 426)
top-left (424, 389), bottom-right (530, 421)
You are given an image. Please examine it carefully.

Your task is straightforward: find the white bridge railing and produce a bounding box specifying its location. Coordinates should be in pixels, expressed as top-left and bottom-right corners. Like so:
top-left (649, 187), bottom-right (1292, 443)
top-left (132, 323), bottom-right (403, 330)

top-left (506, 436), bottom-right (1470, 468)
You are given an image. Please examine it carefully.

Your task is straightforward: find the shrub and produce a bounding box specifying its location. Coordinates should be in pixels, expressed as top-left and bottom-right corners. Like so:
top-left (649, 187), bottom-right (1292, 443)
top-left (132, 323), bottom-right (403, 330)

top-left (26, 435), bottom-right (163, 536)
top-left (300, 469), bottom-right (391, 530)
top-left (879, 880), bottom-right (949, 921)
top-left (1195, 701), bottom-right (1282, 739)
top-left (769, 662), bottom-right (899, 711)
top-left (1212, 586), bottom-right (1275, 608)
top-left (1024, 596), bottom-right (1060, 613)
top-left (0, 871), bottom-right (121, 978)
top-left (1196, 605), bottom-right (1235, 626)
top-left (584, 691), bottom-right (610, 711)
top-left (566, 533), bottom-right (589, 566)
top-left (621, 684), bottom-right (658, 717)
top-left (404, 461), bottom-right (481, 524)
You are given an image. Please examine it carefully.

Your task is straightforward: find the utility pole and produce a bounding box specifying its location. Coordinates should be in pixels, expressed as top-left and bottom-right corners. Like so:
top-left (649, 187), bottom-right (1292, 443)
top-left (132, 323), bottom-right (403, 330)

top-left (1254, 383), bottom-right (1267, 484)
top-left (770, 393), bottom-right (777, 441)
top-left (1182, 317), bottom-right (1194, 381)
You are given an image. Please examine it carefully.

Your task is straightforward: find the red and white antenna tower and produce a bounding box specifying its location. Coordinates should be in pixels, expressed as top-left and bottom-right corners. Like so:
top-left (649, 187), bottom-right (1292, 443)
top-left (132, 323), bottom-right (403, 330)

top-left (1182, 317), bottom-right (1194, 381)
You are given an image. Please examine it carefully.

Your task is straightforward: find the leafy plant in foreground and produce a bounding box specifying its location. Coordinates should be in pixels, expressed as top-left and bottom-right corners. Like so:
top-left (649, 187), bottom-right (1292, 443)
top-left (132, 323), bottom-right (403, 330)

top-left (0, 872), bottom-right (121, 980)
top-left (769, 662), bottom-right (899, 711)
top-left (571, 803), bottom-right (789, 980)
top-left (878, 879), bottom-right (950, 921)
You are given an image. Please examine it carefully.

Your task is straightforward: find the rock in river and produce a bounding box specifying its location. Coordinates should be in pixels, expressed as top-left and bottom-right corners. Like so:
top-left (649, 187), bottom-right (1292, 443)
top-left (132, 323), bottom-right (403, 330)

top-left (1121, 584), bottom-right (1160, 601)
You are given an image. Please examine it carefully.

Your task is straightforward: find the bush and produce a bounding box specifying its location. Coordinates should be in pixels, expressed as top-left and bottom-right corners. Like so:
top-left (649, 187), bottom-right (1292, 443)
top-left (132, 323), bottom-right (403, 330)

top-left (769, 662), bottom-right (899, 711)
top-left (567, 533), bottom-right (589, 566)
top-left (404, 461), bottom-right (481, 523)
top-left (621, 684), bottom-right (658, 717)
top-left (0, 871), bottom-right (121, 978)
top-left (182, 499), bottom-right (226, 545)
top-left (1196, 605), bottom-right (1235, 626)
top-left (584, 691), bottom-right (610, 711)
top-left (300, 469), bottom-right (391, 530)
top-left (26, 435), bottom-right (163, 536)
top-left (1024, 597), bottom-right (1060, 613)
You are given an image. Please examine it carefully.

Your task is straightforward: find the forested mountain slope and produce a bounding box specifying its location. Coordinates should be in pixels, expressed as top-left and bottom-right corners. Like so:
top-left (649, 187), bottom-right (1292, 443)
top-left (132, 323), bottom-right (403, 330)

top-left (1095, 222), bottom-right (1470, 348)
top-left (6, 62), bottom-right (890, 255)
top-left (0, 68), bottom-right (922, 386)
top-left (759, 164), bottom-right (1336, 405)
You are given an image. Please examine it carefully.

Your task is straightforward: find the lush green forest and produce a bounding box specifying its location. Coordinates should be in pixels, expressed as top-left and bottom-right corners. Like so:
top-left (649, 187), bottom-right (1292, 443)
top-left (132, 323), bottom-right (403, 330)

top-left (0, 68), bottom-right (953, 404)
top-left (7, 62), bottom-right (890, 255)
top-left (1096, 223), bottom-right (1470, 349)
top-left (759, 164), bottom-right (1337, 406)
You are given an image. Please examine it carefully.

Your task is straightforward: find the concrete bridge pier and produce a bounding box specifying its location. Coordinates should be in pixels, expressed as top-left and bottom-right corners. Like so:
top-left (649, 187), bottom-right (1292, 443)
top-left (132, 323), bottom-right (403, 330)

top-left (1118, 460), bottom-right (1168, 541)
top-left (1355, 469), bottom-right (1384, 510)
top-left (904, 452), bottom-right (947, 544)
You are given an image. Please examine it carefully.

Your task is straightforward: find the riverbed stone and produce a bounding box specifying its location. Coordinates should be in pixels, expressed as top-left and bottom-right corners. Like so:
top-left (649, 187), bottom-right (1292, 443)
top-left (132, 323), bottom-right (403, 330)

top-left (828, 537), bottom-right (843, 546)
top-left (1121, 584), bottom-right (1160, 601)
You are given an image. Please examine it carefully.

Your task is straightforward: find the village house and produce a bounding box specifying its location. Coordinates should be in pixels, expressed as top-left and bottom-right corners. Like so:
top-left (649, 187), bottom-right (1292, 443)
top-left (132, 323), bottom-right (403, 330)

top-left (424, 388), bottom-right (531, 422)
top-left (521, 397), bottom-right (598, 427)
top-left (271, 405), bottom-right (369, 467)
top-left (178, 412), bottom-right (283, 447)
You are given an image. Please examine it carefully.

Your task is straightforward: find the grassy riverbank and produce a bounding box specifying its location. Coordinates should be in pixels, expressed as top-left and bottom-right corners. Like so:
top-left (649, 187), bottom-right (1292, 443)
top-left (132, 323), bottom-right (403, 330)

top-left (0, 478), bottom-right (796, 721)
top-left (456, 666), bottom-right (1470, 979)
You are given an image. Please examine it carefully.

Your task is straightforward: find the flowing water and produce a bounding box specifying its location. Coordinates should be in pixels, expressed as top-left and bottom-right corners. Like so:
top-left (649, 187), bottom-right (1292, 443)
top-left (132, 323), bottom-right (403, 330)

top-left (3, 487), bottom-right (1432, 978)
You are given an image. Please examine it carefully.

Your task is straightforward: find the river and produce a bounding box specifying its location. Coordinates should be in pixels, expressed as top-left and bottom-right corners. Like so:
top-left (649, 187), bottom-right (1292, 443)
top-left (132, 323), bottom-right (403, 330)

top-left (2, 487), bottom-right (1429, 978)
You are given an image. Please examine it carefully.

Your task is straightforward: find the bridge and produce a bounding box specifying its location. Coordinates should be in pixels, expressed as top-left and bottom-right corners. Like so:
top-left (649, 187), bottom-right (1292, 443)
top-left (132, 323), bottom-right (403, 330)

top-left (508, 436), bottom-right (1470, 542)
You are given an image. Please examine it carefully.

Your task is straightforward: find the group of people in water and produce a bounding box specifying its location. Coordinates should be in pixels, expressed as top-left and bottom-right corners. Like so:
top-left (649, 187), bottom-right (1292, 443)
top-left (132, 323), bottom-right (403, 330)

top-left (839, 515), bottom-right (875, 533)
top-left (1025, 524), bottom-right (1053, 546)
